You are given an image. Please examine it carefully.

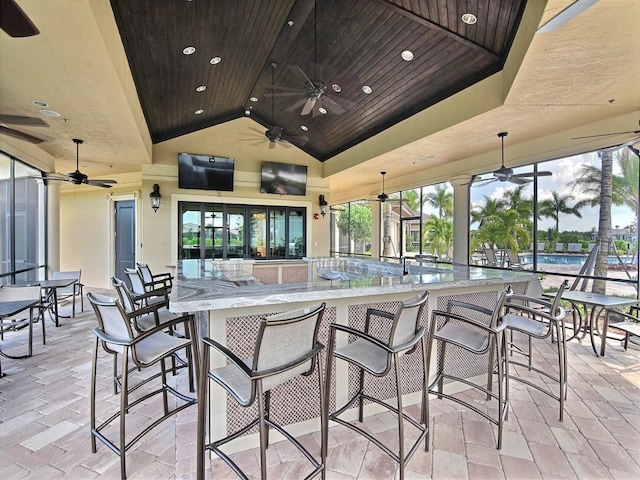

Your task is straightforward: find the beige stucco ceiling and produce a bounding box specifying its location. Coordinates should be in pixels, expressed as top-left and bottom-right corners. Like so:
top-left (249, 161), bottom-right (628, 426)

top-left (0, 0), bottom-right (638, 203)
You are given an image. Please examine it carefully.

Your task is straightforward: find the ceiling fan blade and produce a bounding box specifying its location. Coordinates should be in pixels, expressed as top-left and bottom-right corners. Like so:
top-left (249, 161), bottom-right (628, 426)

top-left (301, 98), bottom-right (316, 116)
top-left (0, 125), bottom-right (45, 143)
top-left (472, 178), bottom-right (498, 187)
top-left (507, 177), bottom-right (532, 185)
top-left (511, 171), bottom-right (552, 179)
top-left (265, 92), bottom-right (305, 98)
top-left (86, 180), bottom-right (114, 188)
top-left (267, 85), bottom-right (304, 93)
top-left (321, 96), bottom-right (347, 115)
top-left (324, 94), bottom-right (356, 111)
top-left (572, 129), bottom-right (640, 140)
top-left (0, 114), bottom-right (48, 127)
top-left (281, 133), bottom-right (308, 146)
top-left (248, 127), bottom-right (267, 136)
top-left (88, 179), bottom-right (117, 184)
top-left (285, 98), bottom-right (308, 113)
top-left (287, 66), bottom-right (315, 89)
top-left (0, 0), bottom-right (39, 37)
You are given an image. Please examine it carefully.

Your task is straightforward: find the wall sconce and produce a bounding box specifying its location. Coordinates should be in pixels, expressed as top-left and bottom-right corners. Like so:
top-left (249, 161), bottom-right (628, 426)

top-left (319, 194), bottom-right (328, 217)
top-left (150, 184), bottom-right (161, 212)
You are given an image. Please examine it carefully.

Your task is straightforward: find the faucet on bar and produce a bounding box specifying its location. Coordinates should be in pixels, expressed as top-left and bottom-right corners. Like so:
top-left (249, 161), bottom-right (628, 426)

top-left (401, 256), bottom-right (409, 275)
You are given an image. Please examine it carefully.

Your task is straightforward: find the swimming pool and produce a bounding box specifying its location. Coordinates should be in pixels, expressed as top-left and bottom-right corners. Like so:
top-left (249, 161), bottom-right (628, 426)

top-left (519, 254), bottom-right (637, 265)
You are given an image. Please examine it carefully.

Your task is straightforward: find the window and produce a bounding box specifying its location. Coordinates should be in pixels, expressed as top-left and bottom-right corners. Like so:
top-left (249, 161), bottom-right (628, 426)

top-left (470, 145), bottom-right (639, 296)
top-left (179, 202), bottom-right (306, 262)
top-left (0, 150), bottom-right (47, 285)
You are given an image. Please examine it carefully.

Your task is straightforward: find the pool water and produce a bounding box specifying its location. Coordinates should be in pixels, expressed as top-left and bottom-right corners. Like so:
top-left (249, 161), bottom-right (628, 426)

top-left (519, 254), bottom-right (637, 265)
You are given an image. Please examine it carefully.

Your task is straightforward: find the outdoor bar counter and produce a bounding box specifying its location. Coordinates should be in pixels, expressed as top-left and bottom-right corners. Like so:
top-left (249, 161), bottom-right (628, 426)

top-left (170, 258), bottom-right (536, 453)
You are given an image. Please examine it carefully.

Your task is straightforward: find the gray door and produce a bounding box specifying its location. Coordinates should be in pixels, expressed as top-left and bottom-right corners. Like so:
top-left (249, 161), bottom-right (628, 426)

top-left (115, 200), bottom-right (135, 278)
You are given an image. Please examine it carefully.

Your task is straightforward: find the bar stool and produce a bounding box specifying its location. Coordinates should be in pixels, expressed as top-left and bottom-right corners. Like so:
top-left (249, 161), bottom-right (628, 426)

top-left (87, 292), bottom-right (199, 479)
top-left (324, 291), bottom-right (429, 480)
top-left (504, 280), bottom-right (569, 420)
top-left (197, 302), bottom-right (326, 480)
top-left (426, 289), bottom-right (510, 449)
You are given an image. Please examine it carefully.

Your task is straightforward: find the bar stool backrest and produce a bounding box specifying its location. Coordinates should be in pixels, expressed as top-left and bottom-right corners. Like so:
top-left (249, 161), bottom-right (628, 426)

top-left (390, 290), bottom-right (429, 349)
top-left (88, 292), bottom-right (133, 355)
top-left (123, 268), bottom-right (146, 296)
top-left (253, 302), bottom-right (325, 392)
top-left (570, 243), bottom-right (599, 292)
top-left (112, 277), bottom-right (136, 314)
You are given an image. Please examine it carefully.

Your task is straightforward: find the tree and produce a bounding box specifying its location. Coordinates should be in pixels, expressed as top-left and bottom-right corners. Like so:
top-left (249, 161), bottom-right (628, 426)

top-left (401, 189), bottom-right (421, 214)
top-left (538, 191), bottom-right (587, 233)
top-left (424, 185), bottom-right (453, 219)
top-left (336, 203), bottom-right (372, 254)
top-left (423, 216), bottom-right (453, 257)
top-left (572, 148), bottom-right (638, 294)
top-left (470, 196), bottom-right (505, 227)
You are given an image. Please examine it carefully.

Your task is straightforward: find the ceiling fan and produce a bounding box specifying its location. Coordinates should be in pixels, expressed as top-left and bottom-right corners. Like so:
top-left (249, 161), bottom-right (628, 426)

top-left (0, 0), bottom-right (39, 37)
top-left (244, 63), bottom-right (308, 149)
top-left (375, 171), bottom-right (389, 202)
top-left (0, 114), bottom-right (48, 144)
top-left (40, 139), bottom-right (117, 188)
top-left (267, 0), bottom-right (357, 117)
top-left (473, 132), bottom-right (552, 187)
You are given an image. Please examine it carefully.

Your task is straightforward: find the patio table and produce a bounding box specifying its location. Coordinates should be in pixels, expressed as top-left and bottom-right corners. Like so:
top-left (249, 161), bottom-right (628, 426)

top-left (17, 278), bottom-right (76, 327)
top-left (0, 299), bottom-right (40, 376)
top-left (560, 290), bottom-right (640, 356)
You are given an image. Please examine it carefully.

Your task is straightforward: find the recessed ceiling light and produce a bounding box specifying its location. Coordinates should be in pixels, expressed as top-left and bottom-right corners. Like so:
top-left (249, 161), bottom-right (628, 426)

top-left (287, 20), bottom-right (294, 27)
top-left (183, 46), bottom-right (196, 55)
top-left (462, 13), bottom-right (477, 25)
top-left (401, 50), bottom-right (414, 61)
top-left (362, 85), bottom-right (372, 94)
top-left (210, 56), bottom-right (222, 65)
top-left (332, 84), bottom-right (341, 92)
top-left (249, 97), bottom-right (258, 102)
top-left (196, 85), bottom-right (206, 92)
top-left (301, 125), bottom-right (308, 131)
top-left (195, 109), bottom-right (204, 115)
top-left (39, 109), bottom-right (60, 117)
top-left (32, 100), bottom-right (48, 107)
top-left (318, 107), bottom-right (327, 115)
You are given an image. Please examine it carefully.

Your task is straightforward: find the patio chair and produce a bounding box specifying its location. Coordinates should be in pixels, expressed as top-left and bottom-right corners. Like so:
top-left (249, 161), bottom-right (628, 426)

top-left (607, 307), bottom-right (640, 351)
top-left (427, 289), bottom-right (510, 449)
top-left (484, 247), bottom-right (498, 266)
top-left (567, 243), bottom-right (582, 253)
top-left (136, 263), bottom-right (173, 294)
top-left (505, 280), bottom-right (569, 420)
top-left (0, 285), bottom-right (45, 357)
top-left (325, 291), bottom-right (429, 479)
top-left (87, 292), bottom-right (199, 479)
top-left (506, 249), bottom-right (530, 269)
top-left (51, 270), bottom-right (83, 317)
top-left (555, 242), bottom-right (565, 253)
top-left (123, 267), bottom-right (168, 308)
top-left (197, 303), bottom-right (326, 480)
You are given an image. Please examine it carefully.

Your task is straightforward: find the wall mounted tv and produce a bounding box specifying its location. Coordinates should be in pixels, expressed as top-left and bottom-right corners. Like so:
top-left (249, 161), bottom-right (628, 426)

top-left (260, 162), bottom-right (307, 196)
top-left (178, 153), bottom-right (235, 191)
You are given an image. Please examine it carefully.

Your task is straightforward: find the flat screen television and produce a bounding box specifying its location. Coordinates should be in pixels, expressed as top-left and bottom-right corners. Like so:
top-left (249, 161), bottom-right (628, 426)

top-left (178, 153), bottom-right (235, 191)
top-left (260, 161), bottom-right (307, 196)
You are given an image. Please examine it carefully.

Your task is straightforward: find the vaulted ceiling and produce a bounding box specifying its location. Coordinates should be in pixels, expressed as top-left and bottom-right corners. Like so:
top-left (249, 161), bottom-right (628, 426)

top-left (111, 0), bottom-right (525, 161)
top-left (0, 0), bottom-right (638, 202)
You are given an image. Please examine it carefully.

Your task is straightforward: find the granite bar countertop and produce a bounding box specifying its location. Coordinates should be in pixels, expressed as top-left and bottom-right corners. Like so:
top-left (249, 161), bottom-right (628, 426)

top-left (169, 258), bottom-right (536, 313)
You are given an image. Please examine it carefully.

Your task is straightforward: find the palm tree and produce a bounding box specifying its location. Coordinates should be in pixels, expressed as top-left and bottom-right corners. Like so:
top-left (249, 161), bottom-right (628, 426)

top-left (401, 189), bottom-right (421, 214)
top-left (481, 209), bottom-right (531, 266)
top-left (572, 148), bottom-right (638, 293)
top-left (470, 196), bottom-right (505, 227)
top-left (503, 185), bottom-right (533, 219)
top-left (538, 191), bottom-right (588, 233)
top-left (424, 185), bottom-right (453, 219)
top-left (423, 216), bottom-right (453, 258)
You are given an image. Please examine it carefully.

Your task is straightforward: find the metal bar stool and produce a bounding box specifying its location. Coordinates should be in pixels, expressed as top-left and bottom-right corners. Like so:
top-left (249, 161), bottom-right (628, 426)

top-left (504, 280), bottom-right (569, 420)
top-left (324, 291), bottom-right (429, 480)
top-left (426, 289), bottom-right (510, 449)
top-left (87, 292), bottom-right (199, 479)
top-left (197, 302), bottom-right (326, 480)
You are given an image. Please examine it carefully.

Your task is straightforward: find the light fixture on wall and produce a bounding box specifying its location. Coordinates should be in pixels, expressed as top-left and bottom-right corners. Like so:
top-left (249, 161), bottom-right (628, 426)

top-left (319, 194), bottom-right (328, 217)
top-left (150, 184), bottom-right (161, 212)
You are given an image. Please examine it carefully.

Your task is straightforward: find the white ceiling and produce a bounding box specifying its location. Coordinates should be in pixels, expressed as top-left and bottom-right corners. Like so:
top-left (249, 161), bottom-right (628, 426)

top-left (0, 0), bottom-right (638, 202)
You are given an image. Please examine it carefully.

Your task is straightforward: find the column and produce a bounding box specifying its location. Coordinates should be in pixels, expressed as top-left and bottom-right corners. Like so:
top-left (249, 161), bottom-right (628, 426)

top-left (450, 175), bottom-right (473, 265)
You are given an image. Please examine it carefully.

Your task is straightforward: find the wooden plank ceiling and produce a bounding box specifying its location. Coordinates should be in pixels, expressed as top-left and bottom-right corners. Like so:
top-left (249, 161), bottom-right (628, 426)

top-left (110, 0), bottom-right (526, 161)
